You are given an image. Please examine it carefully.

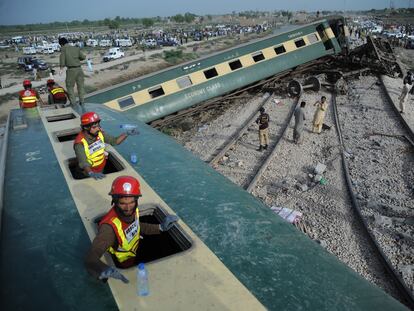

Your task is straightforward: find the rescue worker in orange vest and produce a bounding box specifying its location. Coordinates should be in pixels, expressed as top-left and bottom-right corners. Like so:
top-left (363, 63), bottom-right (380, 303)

top-left (84, 176), bottom-right (179, 282)
top-left (73, 112), bottom-right (138, 180)
top-left (18, 79), bottom-right (42, 108)
top-left (46, 79), bottom-right (68, 105)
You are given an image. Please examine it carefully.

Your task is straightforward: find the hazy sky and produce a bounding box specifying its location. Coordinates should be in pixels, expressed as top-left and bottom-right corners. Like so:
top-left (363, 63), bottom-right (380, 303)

top-left (0, 0), bottom-right (408, 25)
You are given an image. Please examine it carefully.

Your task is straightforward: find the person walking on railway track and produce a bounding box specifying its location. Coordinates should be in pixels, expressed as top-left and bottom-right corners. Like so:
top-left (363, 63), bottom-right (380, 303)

top-left (46, 79), bottom-right (68, 105)
top-left (18, 79), bottom-right (42, 108)
top-left (312, 96), bottom-right (328, 134)
top-left (256, 107), bottom-right (270, 151)
top-left (399, 71), bottom-right (413, 113)
top-left (59, 37), bottom-right (86, 106)
top-left (84, 176), bottom-right (179, 283)
top-left (73, 111), bottom-right (138, 180)
top-left (293, 101), bottom-right (306, 144)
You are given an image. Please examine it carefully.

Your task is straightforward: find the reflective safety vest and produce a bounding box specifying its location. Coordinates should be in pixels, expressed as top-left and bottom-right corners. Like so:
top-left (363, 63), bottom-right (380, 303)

top-left (19, 89), bottom-right (37, 108)
top-left (49, 86), bottom-right (67, 101)
top-left (74, 131), bottom-right (106, 172)
top-left (99, 207), bottom-right (141, 263)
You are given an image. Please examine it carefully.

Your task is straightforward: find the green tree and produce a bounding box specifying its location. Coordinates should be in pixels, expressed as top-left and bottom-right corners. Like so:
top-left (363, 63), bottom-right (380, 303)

top-left (142, 18), bottom-right (154, 28)
top-left (184, 12), bottom-right (196, 23)
top-left (172, 14), bottom-right (185, 23)
top-left (108, 20), bottom-right (120, 29)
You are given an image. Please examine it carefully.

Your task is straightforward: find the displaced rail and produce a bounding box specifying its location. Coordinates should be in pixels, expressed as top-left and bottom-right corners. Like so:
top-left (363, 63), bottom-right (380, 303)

top-left (332, 77), bottom-right (414, 308)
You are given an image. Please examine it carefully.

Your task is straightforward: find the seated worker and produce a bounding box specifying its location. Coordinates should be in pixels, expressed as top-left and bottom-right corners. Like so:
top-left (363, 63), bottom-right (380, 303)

top-left (46, 79), bottom-right (68, 105)
top-left (73, 111), bottom-right (138, 180)
top-left (18, 79), bottom-right (42, 108)
top-left (84, 176), bottom-right (179, 283)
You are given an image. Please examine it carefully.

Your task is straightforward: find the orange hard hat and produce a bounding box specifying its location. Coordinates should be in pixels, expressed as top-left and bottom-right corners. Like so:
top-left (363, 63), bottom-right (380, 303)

top-left (80, 112), bottom-right (100, 126)
top-left (109, 176), bottom-right (142, 197)
top-left (47, 79), bottom-right (55, 85)
top-left (23, 79), bottom-right (31, 87)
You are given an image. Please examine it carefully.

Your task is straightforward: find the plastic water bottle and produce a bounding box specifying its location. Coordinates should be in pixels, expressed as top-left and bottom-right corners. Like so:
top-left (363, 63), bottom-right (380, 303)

top-left (130, 153), bottom-right (138, 164)
top-left (120, 124), bottom-right (138, 131)
top-left (137, 263), bottom-right (149, 296)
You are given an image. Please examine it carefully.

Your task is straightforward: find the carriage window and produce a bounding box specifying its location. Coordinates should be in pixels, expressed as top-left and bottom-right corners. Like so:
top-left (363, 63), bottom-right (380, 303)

top-left (274, 45), bottom-right (286, 55)
top-left (307, 34), bottom-right (319, 44)
top-left (148, 85), bottom-right (165, 98)
top-left (229, 59), bottom-right (243, 71)
top-left (176, 76), bottom-right (193, 89)
top-left (118, 96), bottom-right (135, 109)
top-left (204, 68), bottom-right (218, 79)
top-left (294, 39), bottom-right (306, 48)
top-left (252, 51), bottom-right (265, 62)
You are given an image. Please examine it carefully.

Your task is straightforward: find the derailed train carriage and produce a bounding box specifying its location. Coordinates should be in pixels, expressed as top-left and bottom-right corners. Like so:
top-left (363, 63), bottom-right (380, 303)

top-left (0, 17), bottom-right (408, 310)
top-left (86, 17), bottom-right (349, 123)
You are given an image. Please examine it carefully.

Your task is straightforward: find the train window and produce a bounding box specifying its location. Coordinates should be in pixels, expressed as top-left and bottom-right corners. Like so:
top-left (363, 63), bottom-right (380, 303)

top-left (68, 152), bottom-right (124, 180)
top-left (294, 39), bottom-right (306, 48)
top-left (252, 51), bottom-right (265, 62)
top-left (176, 76), bottom-right (193, 89)
top-left (148, 85), bottom-right (165, 98)
top-left (307, 34), bottom-right (319, 44)
top-left (229, 59), bottom-right (243, 71)
top-left (274, 45), bottom-right (286, 55)
top-left (204, 68), bottom-right (218, 79)
top-left (118, 96), bottom-right (135, 109)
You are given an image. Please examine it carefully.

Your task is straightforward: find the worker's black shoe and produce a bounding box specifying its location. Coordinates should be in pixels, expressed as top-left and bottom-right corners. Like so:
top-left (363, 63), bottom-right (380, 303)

top-left (264, 145), bottom-right (268, 150)
top-left (257, 146), bottom-right (263, 151)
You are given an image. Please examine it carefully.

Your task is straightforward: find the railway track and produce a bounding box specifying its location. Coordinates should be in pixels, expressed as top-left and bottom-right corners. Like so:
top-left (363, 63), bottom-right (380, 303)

top-left (209, 94), bottom-right (299, 190)
top-left (333, 75), bottom-right (414, 308)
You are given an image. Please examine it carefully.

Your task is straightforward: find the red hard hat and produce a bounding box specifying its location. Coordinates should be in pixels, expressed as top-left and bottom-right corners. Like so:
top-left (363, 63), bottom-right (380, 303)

top-left (109, 176), bottom-right (142, 197)
top-left (47, 79), bottom-right (55, 85)
top-left (81, 112), bottom-right (100, 126)
top-left (23, 79), bottom-right (31, 87)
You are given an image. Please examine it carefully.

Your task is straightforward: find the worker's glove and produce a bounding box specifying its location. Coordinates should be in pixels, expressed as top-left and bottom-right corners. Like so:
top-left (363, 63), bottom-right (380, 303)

top-left (160, 215), bottom-right (179, 232)
top-left (126, 128), bottom-right (139, 136)
top-left (99, 267), bottom-right (129, 284)
top-left (88, 171), bottom-right (106, 180)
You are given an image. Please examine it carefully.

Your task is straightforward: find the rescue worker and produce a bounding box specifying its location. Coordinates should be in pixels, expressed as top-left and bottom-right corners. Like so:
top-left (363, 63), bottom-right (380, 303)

top-left (73, 112), bottom-right (138, 180)
top-left (255, 107), bottom-right (270, 151)
top-left (312, 96), bottom-right (328, 134)
top-left (18, 79), bottom-right (42, 108)
top-left (84, 176), bottom-right (179, 283)
top-left (59, 37), bottom-right (86, 105)
top-left (46, 79), bottom-right (68, 105)
top-left (293, 101), bottom-right (306, 144)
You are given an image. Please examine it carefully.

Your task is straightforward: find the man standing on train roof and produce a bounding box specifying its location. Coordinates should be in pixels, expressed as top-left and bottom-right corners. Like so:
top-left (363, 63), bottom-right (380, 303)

top-left (84, 176), bottom-right (179, 283)
top-left (312, 96), bottom-right (328, 134)
top-left (18, 79), bottom-right (42, 108)
top-left (59, 37), bottom-right (86, 106)
top-left (46, 79), bottom-right (68, 105)
top-left (256, 107), bottom-right (270, 151)
top-left (73, 112), bottom-right (138, 180)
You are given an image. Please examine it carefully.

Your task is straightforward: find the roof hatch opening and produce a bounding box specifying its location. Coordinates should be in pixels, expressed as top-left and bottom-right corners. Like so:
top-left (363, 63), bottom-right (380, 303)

top-left (68, 152), bottom-right (124, 179)
top-left (94, 204), bottom-right (192, 265)
top-left (54, 128), bottom-right (81, 142)
top-left (46, 113), bottom-right (76, 122)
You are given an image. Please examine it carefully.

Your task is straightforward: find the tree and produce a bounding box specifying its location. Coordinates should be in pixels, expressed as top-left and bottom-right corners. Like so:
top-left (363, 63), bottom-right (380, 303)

top-left (172, 14), bottom-right (185, 23)
top-left (184, 12), bottom-right (196, 23)
top-left (142, 18), bottom-right (154, 28)
top-left (108, 20), bottom-right (120, 29)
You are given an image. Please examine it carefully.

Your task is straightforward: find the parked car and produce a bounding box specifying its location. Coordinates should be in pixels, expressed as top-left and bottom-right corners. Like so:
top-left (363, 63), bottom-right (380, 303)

top-left (17, 56), bottom-right (34, 71)
top-left (142, 38), bottom-right (157, 48)
top-left (23, 47), bottom-right (36, 55)
top-left (31, 58), bottom-right (49, 70)
top-left (102, 48), bottom-right (125, 62)
top-left (157, 39), bottom-right (179, 47)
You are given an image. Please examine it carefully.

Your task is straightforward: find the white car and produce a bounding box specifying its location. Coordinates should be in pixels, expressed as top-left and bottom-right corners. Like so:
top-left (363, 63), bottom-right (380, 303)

top-left (103, 48), bottom-right (125, 62)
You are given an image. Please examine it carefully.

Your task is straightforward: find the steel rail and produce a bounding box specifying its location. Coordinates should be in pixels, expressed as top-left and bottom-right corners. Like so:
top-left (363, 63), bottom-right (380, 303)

top-left (246, 95), bottom-right (301, 193)
top-left (331, 82), bottom-right (414, 309)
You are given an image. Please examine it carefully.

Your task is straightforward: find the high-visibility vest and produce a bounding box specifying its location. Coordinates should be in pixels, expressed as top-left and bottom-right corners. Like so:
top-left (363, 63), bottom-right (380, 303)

top-left (49, 86), bottom-right (66, 101)
top-left (100, 207), bottom-right (141, 263)
top-left (74, 131), bottom-right (106, 172)
top-left (19, 89), bottom-right (37, 108)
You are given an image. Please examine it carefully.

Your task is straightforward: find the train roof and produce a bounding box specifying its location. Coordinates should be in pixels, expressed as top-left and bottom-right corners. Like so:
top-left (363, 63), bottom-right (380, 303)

top-left (0, 104), bottom-right (406, 310)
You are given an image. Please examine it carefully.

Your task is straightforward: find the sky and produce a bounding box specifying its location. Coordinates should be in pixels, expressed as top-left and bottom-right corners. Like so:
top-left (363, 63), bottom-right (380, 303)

top-left (0, 0), bottom-right (410, 25)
